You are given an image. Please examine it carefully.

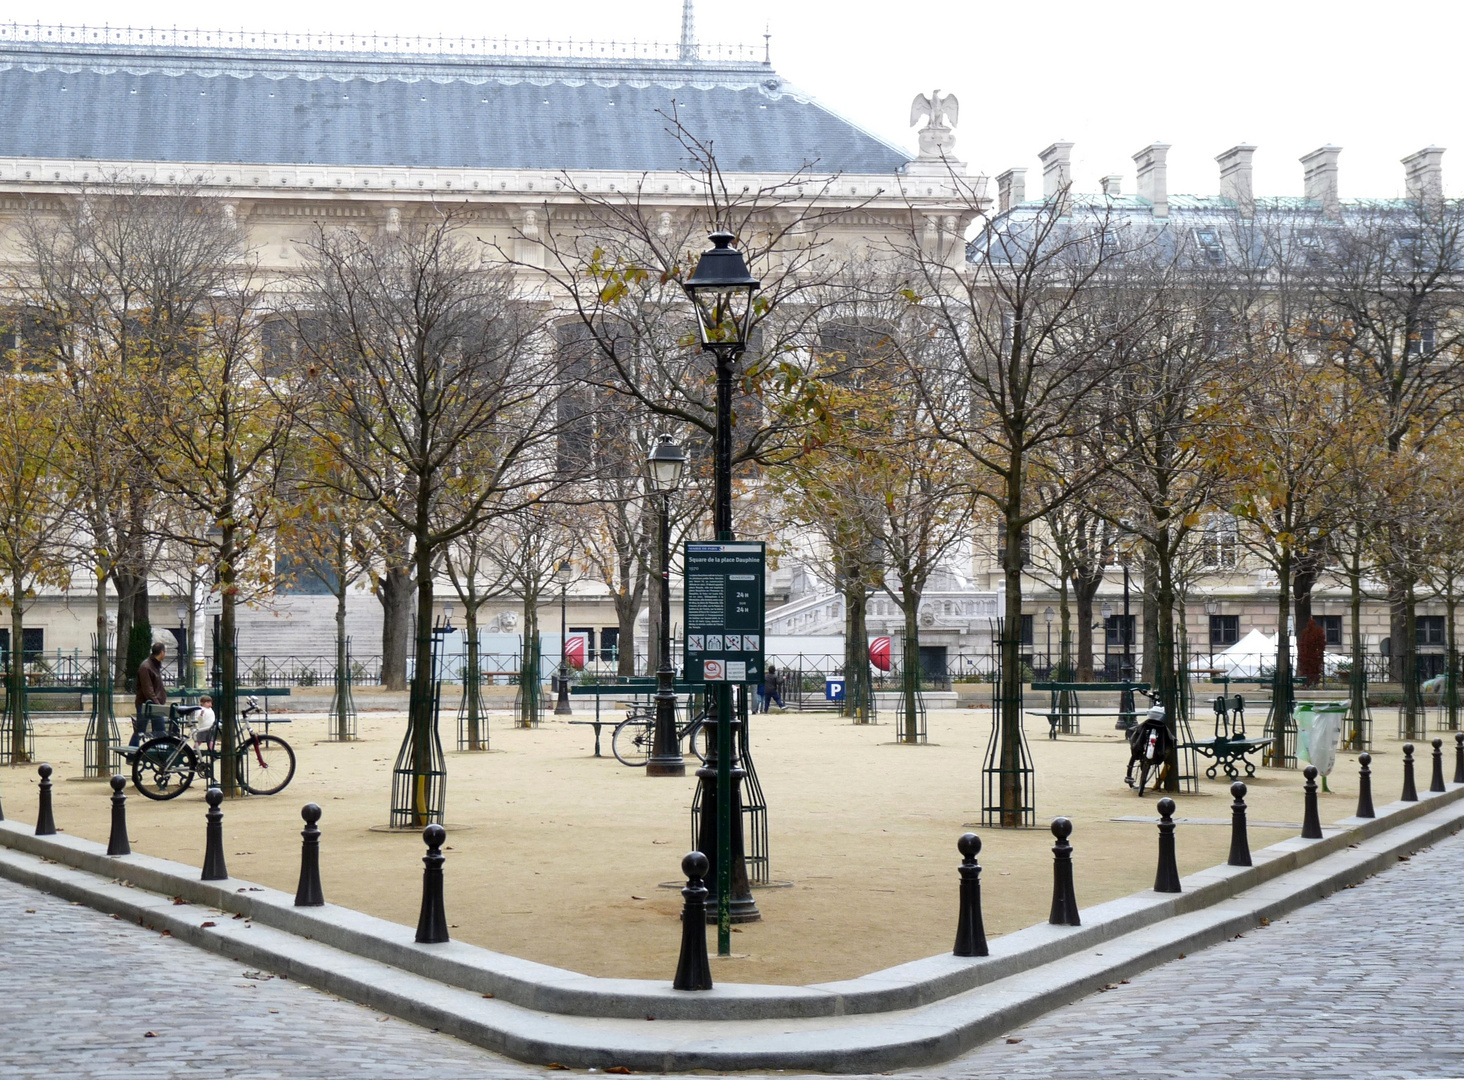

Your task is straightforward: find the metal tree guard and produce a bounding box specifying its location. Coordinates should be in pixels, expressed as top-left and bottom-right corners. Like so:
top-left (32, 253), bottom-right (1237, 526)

top-left (0, 643), bottom-right (33, 765)
top-left (1262, 668), bottom-right (1297, 769)
top-left (1398, 667), bottom-right (1430, 740)
top-left (982, 621), bottom-right (1034, 827)
top-left (1342, 658), bottom-right (1373, 752)
top-left (389, 616), bottom-right (448, 828)
top-left (1444, 648), bottom-right (1460, 733)
top-left (328, 636), bottom-right (358, 742)
top-left (894, 648), bottom-right (927, 744)
top-left (515, 632), bottom-right (544, 728)
top-left (690, 686), bottom-right (769, 885)
top-left (83, 632), bottom-right (121, 778)
top-left (1155, 632), bottom-right (1201, 794)
top-left (456, 626), bottom-right (488, 751)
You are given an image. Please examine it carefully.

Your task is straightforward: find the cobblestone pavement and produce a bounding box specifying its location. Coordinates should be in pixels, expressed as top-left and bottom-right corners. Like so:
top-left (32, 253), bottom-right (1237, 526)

top-left (3, 833), bottom-right (1462, 1079)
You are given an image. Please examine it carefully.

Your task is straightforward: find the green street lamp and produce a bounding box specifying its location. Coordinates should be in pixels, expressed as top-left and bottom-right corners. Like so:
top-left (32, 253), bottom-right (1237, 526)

top-left (682, 232), bottom-right (763, 950)
top-left (646, 435), bottom-right (688, 778)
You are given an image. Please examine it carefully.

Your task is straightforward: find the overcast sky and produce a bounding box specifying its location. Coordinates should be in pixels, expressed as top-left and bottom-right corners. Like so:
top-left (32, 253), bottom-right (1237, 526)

top-left (15, 0), bottom-right (1464, 198)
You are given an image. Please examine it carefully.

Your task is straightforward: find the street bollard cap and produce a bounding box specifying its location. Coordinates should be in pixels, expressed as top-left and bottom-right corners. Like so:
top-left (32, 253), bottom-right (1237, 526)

top-left (958, 832), bottom-right (981, 859)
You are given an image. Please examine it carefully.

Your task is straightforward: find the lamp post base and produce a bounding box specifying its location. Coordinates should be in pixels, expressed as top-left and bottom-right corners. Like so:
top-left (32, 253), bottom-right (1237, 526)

top-left (646, 757), bottom-right (687, 777)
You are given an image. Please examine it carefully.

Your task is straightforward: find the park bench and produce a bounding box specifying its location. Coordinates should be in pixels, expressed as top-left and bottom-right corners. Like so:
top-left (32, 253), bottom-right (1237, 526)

top-left (1183, 694), bottom-right (1270, 779)
top-left (568, 681), bottom-right (701, 757)
top-left (1028, 681), bottom-right (1151, 739)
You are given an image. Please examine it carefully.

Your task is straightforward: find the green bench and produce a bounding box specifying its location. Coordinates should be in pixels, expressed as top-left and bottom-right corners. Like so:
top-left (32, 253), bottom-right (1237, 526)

top-left (1183, 694), bottom-right (1269, 779)
top-left (1029, 681), bottom-right (1151, 739)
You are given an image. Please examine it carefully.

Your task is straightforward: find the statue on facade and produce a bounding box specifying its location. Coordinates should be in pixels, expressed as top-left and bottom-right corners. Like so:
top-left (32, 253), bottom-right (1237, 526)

top-left (910, 90), bottom-right (959, 159)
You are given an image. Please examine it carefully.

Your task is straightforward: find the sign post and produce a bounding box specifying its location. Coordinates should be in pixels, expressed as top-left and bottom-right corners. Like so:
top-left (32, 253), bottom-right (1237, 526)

top-left (684, 541), bottom-right (765, 954)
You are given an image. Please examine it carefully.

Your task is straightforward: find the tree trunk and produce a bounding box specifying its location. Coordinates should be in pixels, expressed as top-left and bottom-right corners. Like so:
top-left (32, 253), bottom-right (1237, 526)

top-left (1073, 566), bottom-right (1101, 682)
top-left (1058, 575), bottom-right (1072, 680)
top-left (465, 606), bottom-right (483, 750)
top-left (843, 573), bottom-right (872, 723)
top-left (1153, 530), bottom-right (1180, 793)
top-left (900, 585), bottom-right (921, 741)
top-left (10, 573), bottom-right (27, 763)
top-left (1347, 547), bottom-right (1367, 748)
top-left (1270, 545), bottom-right (1294, 767)
top-left (613, 569), bottom-right (645, 677)
top-left (405, 537), bottom-right (438, 825)
top-left (335, 584), bottom-right (349, 741)
top-left (1140, 569), bottom-right (1158, 685)
top-left (379, 564), bottom-right (414, 691)
top-left (520, 591), bottom-right (541, 727)
top-left (1402, 583), bottom-right (1420, 739)
top-left (999, 481), bottom-right (1025, 825)
top-left (218, 522), bottom-right (241, 797)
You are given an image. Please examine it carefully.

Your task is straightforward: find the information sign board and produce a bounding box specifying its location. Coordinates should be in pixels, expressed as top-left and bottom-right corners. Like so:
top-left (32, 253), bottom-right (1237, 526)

top-left (683, 542), bottom-right (765, 685)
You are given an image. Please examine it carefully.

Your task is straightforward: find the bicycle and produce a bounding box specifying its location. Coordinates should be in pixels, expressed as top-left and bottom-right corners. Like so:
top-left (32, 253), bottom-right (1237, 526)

top-left (127, 696), bottom-right (296, 801)
top-left (611, 705), bottom-right (711, 767)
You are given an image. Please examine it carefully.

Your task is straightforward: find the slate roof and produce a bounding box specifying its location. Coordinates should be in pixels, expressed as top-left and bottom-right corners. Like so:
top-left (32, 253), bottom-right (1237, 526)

top-left (0, 37), bottom-right (914, 176)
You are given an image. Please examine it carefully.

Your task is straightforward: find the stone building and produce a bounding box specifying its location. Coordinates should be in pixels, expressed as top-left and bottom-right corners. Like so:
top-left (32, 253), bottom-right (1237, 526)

top-left (0, 17), bottom-right (973, 674)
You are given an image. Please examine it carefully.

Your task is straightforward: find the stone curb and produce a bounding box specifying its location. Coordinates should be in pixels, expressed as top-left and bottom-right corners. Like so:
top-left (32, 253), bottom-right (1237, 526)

top-left (1, 785), bottom-right (1461, 1072)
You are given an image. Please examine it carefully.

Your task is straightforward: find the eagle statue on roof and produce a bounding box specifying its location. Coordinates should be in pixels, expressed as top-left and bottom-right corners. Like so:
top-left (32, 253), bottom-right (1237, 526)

top-left (910, 89), bottom-right (959, 159)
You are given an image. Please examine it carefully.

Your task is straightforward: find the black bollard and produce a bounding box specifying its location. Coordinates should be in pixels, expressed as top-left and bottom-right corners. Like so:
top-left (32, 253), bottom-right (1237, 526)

top-left (414, 823), bottom-right (449, 944)
top-left (1047, 817), bottom-right (1080, 926)
top-left (1356, 753), bottom-right (1376, 818)
top-left (1227, 781), bottom-right (1252, 867)
top-left (953, 833), bottom-right (989, 957)
top-left (34, 763), bottom-right (56, 836)
top-left (1401, 743), bottom-right (1419, 802)
top-left (1301, 765), bottom-right (1323, 839)
top-left (1455, 733), bottom-right (1464, 786)
top-left (672, 851), bottom-right (713, 991)
top-left (106, 775), bottom-right (131, 856)
top-left (1153, 798), bottom-right (1181, 892)
top-left (201, 787), bottom-right (228, 880)
top-left (294, 803), bottom-right (324, 907)
top-left (1430, 737), bottom-right (1446, 793)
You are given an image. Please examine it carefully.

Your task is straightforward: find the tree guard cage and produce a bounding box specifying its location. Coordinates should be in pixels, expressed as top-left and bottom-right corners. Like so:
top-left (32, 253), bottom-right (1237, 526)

top-left (982, 621), bottom-right (1034, 828)
top-left (390, 618), bottom-right (448, 828)
top-left (0, 651), bottom-right (32, 765)
top-left (515, 634), bottom-right (544, 728)
top-left (1443, 649), bottom-right (1460, 733)
top-left (690, 687), bottom-right (770, 885)
top-left (894, 659), bottom-right (927, 744)
top-left (1262, 669), bottom-right (1297, 769)
top-left (1342, 660), bottom-right (1373, 751)
top-left (83, 632), bottom-right (121, 778)
top-left (1155, 633), bottom-right (1200, 795)
top-left (1398, 669), bottom-right (1430, 740)
top-left (328, 636), bottom-right (358, 742)
top-left (456, 629), bottom-right (488, 751)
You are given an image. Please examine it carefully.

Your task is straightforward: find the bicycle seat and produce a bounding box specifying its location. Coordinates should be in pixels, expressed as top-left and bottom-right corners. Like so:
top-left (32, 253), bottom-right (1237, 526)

top-left (176, 705), bottom-right (203, 717)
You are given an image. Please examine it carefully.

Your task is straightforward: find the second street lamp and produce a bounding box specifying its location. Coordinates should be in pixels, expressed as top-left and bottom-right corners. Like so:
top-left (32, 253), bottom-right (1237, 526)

top-left (554, 563), bottom-right (573, 716)
top-left (683, 231), bottom-right (762, 952)
top-left (646, 435), bottom-right (687, 777)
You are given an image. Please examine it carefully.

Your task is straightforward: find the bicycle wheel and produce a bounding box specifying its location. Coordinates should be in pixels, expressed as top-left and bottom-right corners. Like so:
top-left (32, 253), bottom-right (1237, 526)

top-left (611, 717), bottom-right (654, 767)
top-left (684, 718), bottom-right (709, 764)
top-left (132, 737), bottom-right (198, 801)
top-left (237, 734), bottom-right (297, 796)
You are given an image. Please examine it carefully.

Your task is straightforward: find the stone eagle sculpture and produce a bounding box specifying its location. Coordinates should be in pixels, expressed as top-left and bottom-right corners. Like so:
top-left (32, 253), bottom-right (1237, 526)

top-left (910, 89), bottom-right (959, 158)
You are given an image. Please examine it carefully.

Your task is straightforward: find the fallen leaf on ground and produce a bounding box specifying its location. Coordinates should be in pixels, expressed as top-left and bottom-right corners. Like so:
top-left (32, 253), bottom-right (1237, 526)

top-left (1006, 1038), bottom-right (1022, 1044)
top-left (143, 1032), bottom-right (159, 1038)
top-left (545, 1065), bottom-right (570, 1071)
top-left (631, 895), bottom-right (646, 900)
top-left (201, 922), bottom-right (217, 929)
top-left (607, 1068), bottom-right (633, 1075)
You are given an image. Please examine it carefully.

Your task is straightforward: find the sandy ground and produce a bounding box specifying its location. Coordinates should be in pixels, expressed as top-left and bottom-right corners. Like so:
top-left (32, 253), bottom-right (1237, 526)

top-left (4, 704), bottom-right (1437, 986)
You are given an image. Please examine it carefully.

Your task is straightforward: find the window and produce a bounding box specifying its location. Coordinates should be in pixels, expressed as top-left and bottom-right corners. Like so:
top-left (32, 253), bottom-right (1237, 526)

top-left (599, 627), bottom-right (619, 662)
top-left (0, 628), bottom-right (44, 664)
top-left (1209, 615), bottom-right (1240, 648)
top-left (1020, 614), bottom-right (1034, 647)
top-left (1105, 614), bottom-right (1136, 648)
top-left (1193, 228), bottom-right (1226, 267)
top-left (1200, 513), bottom-right (1239, 570)
top-left (1406, 319), bottom-right (1437, 357)
top-left (1418, 616), bottom-right (1446, 646)
top-left (1318, 615), bottom-right (1342, 647)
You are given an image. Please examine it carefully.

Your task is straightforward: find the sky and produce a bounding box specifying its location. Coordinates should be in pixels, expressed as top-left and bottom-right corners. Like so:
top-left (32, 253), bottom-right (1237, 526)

top-left (10, 0), bottom-right (1464, 198)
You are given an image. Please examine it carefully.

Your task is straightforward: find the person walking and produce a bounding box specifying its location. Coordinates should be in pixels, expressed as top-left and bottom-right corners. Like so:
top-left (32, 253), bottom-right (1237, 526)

top-left (761, 664), bottom-right (785, 713)
top-left (131, 642), bottom-right (169, 746)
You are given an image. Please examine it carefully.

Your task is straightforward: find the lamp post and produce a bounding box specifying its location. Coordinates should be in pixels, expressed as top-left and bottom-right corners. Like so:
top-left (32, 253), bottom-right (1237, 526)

top-left (1043, 606), bottom-right (1054, 678)
top-left (554, 564), bottom-right (572, 715)
top-left (1204, 595), bottom-right (1220, 668)
top-left (175, 605), bottom-right (188, 687)
top-left (1101, 601), bottom-right (1114, 681)
top-left (646, 435), bottom-right (687, 777)
top-left (683, 231), bottom-right (762, 952)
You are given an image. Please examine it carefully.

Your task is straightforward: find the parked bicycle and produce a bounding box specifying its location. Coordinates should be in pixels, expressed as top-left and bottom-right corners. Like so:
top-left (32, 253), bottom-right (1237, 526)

top-left (125, 697), bottom-right (296, 800)
top-left (612, 706), bottom-right (711, 767)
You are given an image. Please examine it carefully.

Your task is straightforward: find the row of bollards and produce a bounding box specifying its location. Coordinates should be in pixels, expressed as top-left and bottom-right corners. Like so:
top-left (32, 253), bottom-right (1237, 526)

top-left (16, 740), bottom-right (1464, 1000)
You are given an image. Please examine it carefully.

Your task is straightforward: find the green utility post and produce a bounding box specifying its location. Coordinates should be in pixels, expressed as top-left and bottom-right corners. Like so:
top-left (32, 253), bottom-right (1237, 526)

top-left (685, 540), bottom-right (766, 955)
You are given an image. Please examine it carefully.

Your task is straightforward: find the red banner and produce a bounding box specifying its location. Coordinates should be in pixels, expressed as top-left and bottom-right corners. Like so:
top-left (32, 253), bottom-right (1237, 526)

top-left (869, 637), bottom-right (891, 672)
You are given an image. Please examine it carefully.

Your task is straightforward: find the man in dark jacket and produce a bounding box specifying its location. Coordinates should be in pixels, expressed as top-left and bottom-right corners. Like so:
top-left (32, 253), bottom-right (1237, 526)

top-left (131, 642), bottom-right (168, 746)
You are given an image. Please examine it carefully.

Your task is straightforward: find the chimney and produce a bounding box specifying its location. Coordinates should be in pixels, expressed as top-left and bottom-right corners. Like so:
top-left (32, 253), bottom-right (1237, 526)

top-left (1101, 175), bottom-right (1123, 197)
top-left (1300, 146), bottom-right (1341, 218)
top-left (1216, 144), bottom-right (1256, 218)
top-left (996, 168), bottom-right (1027, 213)
top-left (1133, 143), bottom-right (1171, 218)
top-left (1038, 141), bottom-right (1074, 199)
top-left (1402, 147), bottom-right (1445, 204)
